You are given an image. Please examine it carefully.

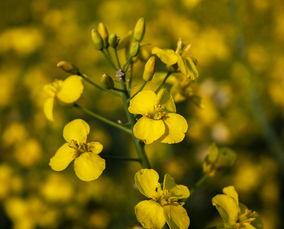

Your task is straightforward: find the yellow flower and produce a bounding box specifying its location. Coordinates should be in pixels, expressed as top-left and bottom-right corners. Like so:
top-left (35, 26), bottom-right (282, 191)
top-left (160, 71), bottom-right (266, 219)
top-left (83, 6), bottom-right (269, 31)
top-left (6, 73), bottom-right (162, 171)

top-left (134, 169), bottom-right (190, 229)
top-left (128, 90), bottom-right (188, 144)
top-left (212, 186), bottom-right (262, 229)
top-left (49, 119), bottom-right (105, 182)
top-left (43, 75), bottom-right (84, 121)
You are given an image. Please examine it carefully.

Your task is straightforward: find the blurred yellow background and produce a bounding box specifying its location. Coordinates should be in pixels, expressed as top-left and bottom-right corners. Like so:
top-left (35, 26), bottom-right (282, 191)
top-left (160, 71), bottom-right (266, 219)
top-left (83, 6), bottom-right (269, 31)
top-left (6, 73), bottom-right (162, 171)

top-left (0, 0), bottom-right (283, 228)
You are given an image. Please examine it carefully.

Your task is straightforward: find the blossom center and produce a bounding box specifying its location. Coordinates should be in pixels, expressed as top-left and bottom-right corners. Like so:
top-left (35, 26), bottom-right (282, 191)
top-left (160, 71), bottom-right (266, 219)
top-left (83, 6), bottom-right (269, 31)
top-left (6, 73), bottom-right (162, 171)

top-left (145, 104), bottom-right (167, 120)
top-left (155, 189), bottom-right (179, 206)
top-left (44, 80), bottom-right (63, 97)
top-left (68, 140), bottom-right (90, 156)
top-left (236, 209), bottom-right (256, 228)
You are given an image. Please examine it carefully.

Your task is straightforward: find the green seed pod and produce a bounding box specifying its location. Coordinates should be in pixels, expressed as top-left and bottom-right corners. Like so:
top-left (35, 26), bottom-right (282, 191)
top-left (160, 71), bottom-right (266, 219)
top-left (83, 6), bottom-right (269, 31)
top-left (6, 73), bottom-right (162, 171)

top-left (101, 73), bottom-right (114, 89)
top-left (98, 22), bottom-right (109, 48)
top-left (133, 17), bottom-right (145, 41)
top-left (91, 29), bottom-right (104, 50)
top-left (109, 33), bottom-right (120, 48)
top-left (129, 41), bottom-right (140, 57)
top-left (57, 61), bottom-right (80, 75)
top-left (143, 56), bottom-right (156, 81)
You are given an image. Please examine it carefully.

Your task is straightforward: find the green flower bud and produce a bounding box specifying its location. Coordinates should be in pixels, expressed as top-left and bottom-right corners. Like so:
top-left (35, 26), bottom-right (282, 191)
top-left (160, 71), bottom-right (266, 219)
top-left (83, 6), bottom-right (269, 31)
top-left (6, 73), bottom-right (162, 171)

top-left (133, 17), bottom-right (145, 41)
top-left (91, 29), bottom-right (103, 50)
top-left (202, 143), bottom-right (236, 176)
top-left (98, 22), bottom-right (109, 48)
top-left (143, 56), bottom-right (156, 81)
top-left (101, 73), bottom-right (114, 89)
top-left (109, 33), bottom-right (120, 48)
top-left (57, 61), bottom-right (80, 75)
top-left (129, 41), bottom-right (140, 57)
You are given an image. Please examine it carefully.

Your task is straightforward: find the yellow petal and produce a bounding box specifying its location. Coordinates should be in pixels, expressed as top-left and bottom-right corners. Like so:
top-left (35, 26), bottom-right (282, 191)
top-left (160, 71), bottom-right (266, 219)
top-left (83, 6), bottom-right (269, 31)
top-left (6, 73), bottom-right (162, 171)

top-left (157, 89), bottom-right (176, 113)
top-left (133, 117), bottom-right (165, 144)
top-left (63, 119), bottom-right (90, 143)
top-left (163, 174), bottom-right (190, 199)
top-left (43, 97), bottom-right (55, 121)
top-left (135, 200), bottom-right (166, 229)
top-left (160, 113), bottom-right (188, 144)
top-left (152, 47), bottom-right (178, 66)
top-left (223, 186), bottom-right (239, 207)
top-left (212, 194), bottom-right (239, 225)
top-left (87, 142), bottom-right (103, 154)
top-left (74, 152), bottom-right (105, 182)
top-left (129, 90), bottom-right (157, 115)
top-left (164, 205), bottom-right (190, 229)
top-left (135, 169), bottom-right (160, 199)
top-left (49, 143), bottom-right (76, 171)
top-left (57, 75), bottom-right (84, 103)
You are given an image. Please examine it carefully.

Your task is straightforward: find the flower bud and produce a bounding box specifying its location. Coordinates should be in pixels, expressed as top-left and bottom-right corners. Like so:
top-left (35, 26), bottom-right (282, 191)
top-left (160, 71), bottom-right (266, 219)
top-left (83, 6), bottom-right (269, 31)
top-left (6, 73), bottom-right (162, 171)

top-left (143, 56), bottom-right (156, 81)
top-left (57, 61), bottom-right (80, 75)
top-left (133, 17), bottom-right (145, 41)
top-left (98, 22), bottom-right (109, 48)
top-left (109, 33), bottom-right (120, 48)
top-left (129, 41), bottom-right (140, 57)
top-left (101, 73), bottom-right (114, 89)
top-left (202, 143), bottom-right (236, 176)
top-left (91, 29), bottom-right (103, 50)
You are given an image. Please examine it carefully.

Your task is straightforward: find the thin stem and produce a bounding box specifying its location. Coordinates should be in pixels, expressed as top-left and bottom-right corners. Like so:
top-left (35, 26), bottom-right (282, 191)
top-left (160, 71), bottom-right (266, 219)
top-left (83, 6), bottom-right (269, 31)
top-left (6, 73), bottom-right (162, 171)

top-left (74, 103), bottom-right (132, 135)
top-left (114, 48), bottom-right (122, 69)
top-left (79, 73), bottom-right (119, 96)
top-left (130, 81), bottom-right (147, 99)
top-left (155, 71), bottom-right (172, 93)
top-left (102, 50), bottom-right (118, 71)
top-left (100, 154), bottom-right (141, 162)
top-left (190, 174), bottom-right (209, 194)
top-left (127, 63), bottom-right (134, 92)
top-left (123, 57), bottom-right (132, 72)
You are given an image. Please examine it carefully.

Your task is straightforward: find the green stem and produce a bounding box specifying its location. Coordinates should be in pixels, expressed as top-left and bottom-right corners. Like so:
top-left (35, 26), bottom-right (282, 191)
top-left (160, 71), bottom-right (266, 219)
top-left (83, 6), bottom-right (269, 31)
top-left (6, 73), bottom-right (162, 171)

top-left (123, 57), bottom-right (132, 72)
top-left (74, 103), bottom-right (132, 135)
top-left (117, 72), bottom-right (151, 168)
top-left (130, 81), bottom-right (147, 99)
top-left (100, 154), bottom-right (141, 162)
top-left (114, 48), bottom-right (122, 69)
top-left (190, 174), bottom-right (209, 194)
top-left (155, 71), bottom-right (172, 93)
top-left (102, 50), bottom-right (118, 70)
top-left (79, 73), bottom-right (119, 96)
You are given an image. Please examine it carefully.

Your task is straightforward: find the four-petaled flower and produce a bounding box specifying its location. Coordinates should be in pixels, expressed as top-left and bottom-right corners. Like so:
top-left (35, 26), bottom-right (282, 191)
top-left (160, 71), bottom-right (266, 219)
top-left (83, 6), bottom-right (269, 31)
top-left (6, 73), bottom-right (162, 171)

top-left (49, 119), bottom-right (105, 182)
top-left (128, 90), bottom-right (188, 144)
top-left (44, 75), bottom-right (84, 121)
top-left (212, 186), bottom-right (262, 229)
top-left (135, 169), bottom-right (190, 229)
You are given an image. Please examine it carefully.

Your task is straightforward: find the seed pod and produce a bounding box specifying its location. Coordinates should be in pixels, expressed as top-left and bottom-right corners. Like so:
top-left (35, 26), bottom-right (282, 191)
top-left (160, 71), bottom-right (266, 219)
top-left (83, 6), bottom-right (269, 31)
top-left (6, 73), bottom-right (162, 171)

top-left (91, 29), bottom-right (103, 50)
top-left (142, 56), bottom-right (156, 81)
top-left (133, 17), bottom-right (145, 41)
top-left (98, 22), bottom-right (109, 48)
top-left (57, 61), bottom-right (80, 75)
top-left (101, 73), bottom-right (114, 89)
top-left (129, 41), bottom-right (140, 57)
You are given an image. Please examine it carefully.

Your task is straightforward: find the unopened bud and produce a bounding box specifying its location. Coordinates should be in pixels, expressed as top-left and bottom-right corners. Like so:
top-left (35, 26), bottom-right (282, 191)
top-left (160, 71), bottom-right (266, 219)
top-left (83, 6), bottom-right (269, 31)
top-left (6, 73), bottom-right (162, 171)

top-left (176, 38), bottom-right (184, 54)
top-left (129, 41), bottom-right (140, 57)
top-left (101, 74), bottom-right (114, 89)
top-left (57, 61), bottom-right (80, 75)
top-left (98, 22), bottom-right (109, 48)
top-left (202, 143), bottom-right (236, 176)
top-left (109, 33), bottom-right (120, 48)
top-left (143, 56), bottom-right (156, 81)
top-left (91, 29), bottom-right (104, 50)
top-left (133, 17), bottom-right (145, 41)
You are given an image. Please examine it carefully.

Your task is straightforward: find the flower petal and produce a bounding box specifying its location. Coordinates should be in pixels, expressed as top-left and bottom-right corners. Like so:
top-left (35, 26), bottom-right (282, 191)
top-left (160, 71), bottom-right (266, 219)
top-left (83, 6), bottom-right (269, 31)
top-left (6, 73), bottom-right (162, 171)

top-left (133, 117), bottom-right (165, 144)
top-left (157, 89), bottom-right (176, 113)
top-left (135, 200), bottom-right (166, 229)
top-left (63, 119), bottom-right (90, 143)
top-left (163, 174), bottom-right (190, 199)
top-left (87, 142), bottom-right (103, 154)
top-left (152, 47), bottom-right (178, 66)
top-left (212, 194), bottom-right (239, 225)
top-left (57, 75), bottom-right (84, 103)
top-left (129, 90), bottom-right (157, 115)
top-left (164, 205), bottom-right (190, 229)
top-left (135, 169), bottom-right (160, 199)
top-left (223, 186), bottom-right (239, 207)
top-left (43, 97), bottom-right (55, 121)
top-left (160, 113), bottom-right (188, 144)
top-left (74, 152), bottom-right (105, 182)
top-left (49, 143), bottom-right (76, 171)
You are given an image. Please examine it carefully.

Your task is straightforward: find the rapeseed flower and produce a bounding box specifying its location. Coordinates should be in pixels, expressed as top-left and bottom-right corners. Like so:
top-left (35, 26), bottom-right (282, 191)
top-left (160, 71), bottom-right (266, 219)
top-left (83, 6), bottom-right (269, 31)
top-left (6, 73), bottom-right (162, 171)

top-left (134, 169), bottom-right (190, 229)
top-left (212, 186), bottom-right (262, 229)
top-left (49, 119), bottom-right (105, 182)
top-left (128, 89), bottom-right (188, 144)
top-left (43, 75), bottom-right (83, 121)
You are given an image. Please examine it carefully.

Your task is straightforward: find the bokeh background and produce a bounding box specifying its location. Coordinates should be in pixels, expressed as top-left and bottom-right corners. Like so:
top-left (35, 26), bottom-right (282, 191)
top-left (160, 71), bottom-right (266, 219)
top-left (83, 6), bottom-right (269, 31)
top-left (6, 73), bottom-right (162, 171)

top-left (0, 0), bottom-right (283, 228)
